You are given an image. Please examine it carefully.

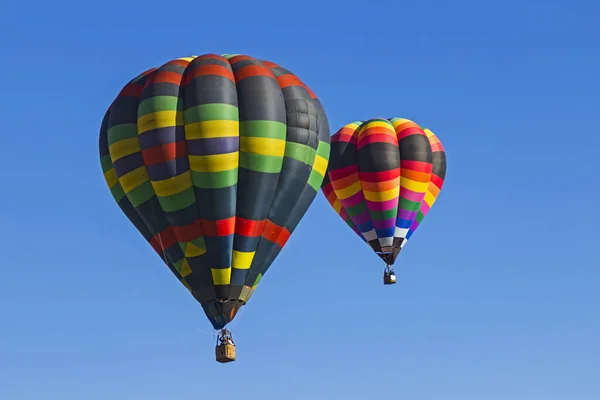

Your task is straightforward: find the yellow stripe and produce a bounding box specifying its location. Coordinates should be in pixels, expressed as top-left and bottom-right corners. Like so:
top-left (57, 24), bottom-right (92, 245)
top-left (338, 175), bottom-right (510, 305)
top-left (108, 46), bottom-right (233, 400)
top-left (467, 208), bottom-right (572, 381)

top-left (151, 171), bottom-right (192, 197)
top-left (312, 154), bottom-right (328, 177)
top-left (333, 199), bottom-right (343, 213)
top-left (345, 122), bottom-right (361, 130)
top-left (109, 137), bottom-right (140, 161)
top-left (104, 169), bottom-right (119, 189)
top-left (178, 56), bottom-right (197, 61)
top-left (138, 111), bottom-right (184, 134)
top-left (119, 166), bottom-right (149, 193)
top-left (180, 259), bottom-right (192, 277)
top-left (231, 250), bottom-right (255, 270)
top-left (391, 118), bottom-right (412, 129)
top-left (240, 137), bottom-right (285, 157)
top-left (360, 120), bottom-right (393, 131)
top-left (211, 267), bottom-right (231, 285)
top-left (189, 152), bottom-right (239, 172)
top-left (364, 187), bottom-right (399, 202)
top-left (185, 242), bottom-right (206, 257)
top-left (335, 180), bottom-right (362, 200)
top-left (400, 177), bottom-right (429, 193)
top-left (423, 191), bottom-right (436, 206)
top-left (185, 120), bottom-right (239, 140)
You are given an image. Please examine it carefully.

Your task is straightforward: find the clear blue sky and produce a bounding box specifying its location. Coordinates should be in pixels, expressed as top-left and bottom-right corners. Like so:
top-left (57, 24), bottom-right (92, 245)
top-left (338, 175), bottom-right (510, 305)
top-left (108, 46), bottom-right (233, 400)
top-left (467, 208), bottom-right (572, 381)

top-left (1, 0), bottom-right (599, 399)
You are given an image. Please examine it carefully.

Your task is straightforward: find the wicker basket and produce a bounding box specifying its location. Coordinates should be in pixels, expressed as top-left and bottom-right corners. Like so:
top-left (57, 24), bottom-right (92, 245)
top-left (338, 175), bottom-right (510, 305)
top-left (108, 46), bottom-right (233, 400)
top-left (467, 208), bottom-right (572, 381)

top-left (216, 343), bottom-right (236, 363)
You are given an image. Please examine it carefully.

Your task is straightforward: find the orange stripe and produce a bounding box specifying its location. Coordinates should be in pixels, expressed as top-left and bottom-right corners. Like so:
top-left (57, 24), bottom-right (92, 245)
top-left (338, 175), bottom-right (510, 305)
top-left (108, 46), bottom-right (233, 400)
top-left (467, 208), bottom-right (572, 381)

top-left (331, 172), bottom-right (360, 189)
top-left (402, 169), bottom-right (432, 183)
top-left (360, 178), bottom-right (399, 191)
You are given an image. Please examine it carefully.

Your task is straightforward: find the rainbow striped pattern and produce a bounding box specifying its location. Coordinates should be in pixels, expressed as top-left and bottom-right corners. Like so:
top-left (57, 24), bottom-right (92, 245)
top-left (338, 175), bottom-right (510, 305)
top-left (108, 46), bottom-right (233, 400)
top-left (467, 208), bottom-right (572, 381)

top-left (322, 117), bottom-right (446, 266)
top-left (99, 54), bottom-right (330, 329)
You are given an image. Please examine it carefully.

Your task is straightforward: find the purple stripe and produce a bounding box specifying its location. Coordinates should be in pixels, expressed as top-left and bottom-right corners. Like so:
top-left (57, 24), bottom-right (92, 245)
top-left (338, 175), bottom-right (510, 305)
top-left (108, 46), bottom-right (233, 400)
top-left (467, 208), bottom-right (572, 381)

top-left (373, 218), bottom-right (396, 229)
top-left (400, 187), bottom-right (426, 202)
top-left (138, 126), bottom-right (185, 149)
top-left (146, 157), bottom-right (190, 181)
top-left (351, 210), bottom-right (371, 225)
top-left (187, 136), bottom-right (239, 155)
top-left (340, 190), bottom-right (365, 208)
top-left (113, 153), bottom-right (144, 177)
top-left (366, 198), bottom-right (398, 211)
top-left (397, 209), bottom-right (418, 221)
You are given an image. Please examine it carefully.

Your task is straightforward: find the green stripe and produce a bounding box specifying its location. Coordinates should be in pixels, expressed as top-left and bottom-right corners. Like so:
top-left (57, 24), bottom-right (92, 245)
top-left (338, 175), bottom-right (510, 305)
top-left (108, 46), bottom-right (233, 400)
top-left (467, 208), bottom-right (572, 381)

top-left (191, 237), bottom-right (206, 251)
top-left (284, 142), bottom-right (315, 165)
top-left (307, 168), bottom-right (323, 191)
top-left (222, 54), bottom-right (241, 59)
top-left (416, 211), bottom-right (425, 224)
top-left (240, 120), bottom-right (286, 139)
top-left (316, 140), bottom-right (330, 160)
top-left (369, 208), bottom-right (398, 220)
top-left (157, 188), bottom-right (196, 212)
top-left (110, 184), bottom-right (126, 203)
top-left (173, 258), bottom-right (185, 274)
top-left (191, 170), bottom-right (238, 189)
top-left (107, 123), bottom-right (137, 146)
top-left (240, 153), bottom-right (283, 173)
top-left (138, 96), bottom-right (182, 117)
top-left (252, 273), bottom-right (263, 288)
top-left (184, 103), bottom-right (238, 123)
top-left (100, 155), bottom-right (113, 173)
top-left (346, 202), bottom-right (367, 217)
top-left (126, 181), bottom-right (155, 207)
top-left (399, 198), bottom-right (421, 212)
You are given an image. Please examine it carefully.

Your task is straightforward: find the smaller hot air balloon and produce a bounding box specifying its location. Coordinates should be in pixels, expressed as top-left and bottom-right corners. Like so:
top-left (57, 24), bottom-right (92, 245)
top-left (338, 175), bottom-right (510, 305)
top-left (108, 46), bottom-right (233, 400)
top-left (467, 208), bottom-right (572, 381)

top-left (321, 117), bottom-right (446, 284)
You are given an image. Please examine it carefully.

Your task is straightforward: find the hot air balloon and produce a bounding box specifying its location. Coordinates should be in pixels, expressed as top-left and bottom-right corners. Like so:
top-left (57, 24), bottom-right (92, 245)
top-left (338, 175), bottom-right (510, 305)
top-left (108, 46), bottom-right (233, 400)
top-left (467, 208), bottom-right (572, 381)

top-left (98, 53), bottom-right (330, 362)
top-left (321, 117), bottom-right (446, 284)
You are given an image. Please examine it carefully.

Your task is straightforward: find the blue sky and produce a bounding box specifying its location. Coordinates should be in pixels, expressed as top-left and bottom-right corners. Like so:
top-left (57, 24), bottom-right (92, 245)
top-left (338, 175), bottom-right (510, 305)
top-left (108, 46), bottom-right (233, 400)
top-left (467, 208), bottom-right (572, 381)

top-left (1, 0), bottom-right (599, 399)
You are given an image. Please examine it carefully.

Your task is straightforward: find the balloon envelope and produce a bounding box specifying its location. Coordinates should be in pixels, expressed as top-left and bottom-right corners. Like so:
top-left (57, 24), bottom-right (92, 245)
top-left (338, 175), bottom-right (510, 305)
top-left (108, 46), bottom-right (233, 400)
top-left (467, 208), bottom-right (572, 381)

top-left (321, 117), bottom-right (446, 265)
top-left (99, 54), bottom-right (330, 329)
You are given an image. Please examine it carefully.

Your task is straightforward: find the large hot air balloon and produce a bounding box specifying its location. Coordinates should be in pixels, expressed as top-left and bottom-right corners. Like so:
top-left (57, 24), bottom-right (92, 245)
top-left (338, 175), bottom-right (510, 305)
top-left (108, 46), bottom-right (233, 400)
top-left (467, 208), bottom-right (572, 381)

top-left (99, 53), bottom-right (330, 362)
top-left (321, 117), bottom-right (446, 284)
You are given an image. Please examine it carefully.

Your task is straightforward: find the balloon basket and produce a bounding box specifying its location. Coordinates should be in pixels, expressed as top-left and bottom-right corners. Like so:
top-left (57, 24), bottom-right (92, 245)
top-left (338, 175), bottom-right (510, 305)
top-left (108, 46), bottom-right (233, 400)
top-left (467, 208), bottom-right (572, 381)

top-left (216, 343), bottom-right (236, 363)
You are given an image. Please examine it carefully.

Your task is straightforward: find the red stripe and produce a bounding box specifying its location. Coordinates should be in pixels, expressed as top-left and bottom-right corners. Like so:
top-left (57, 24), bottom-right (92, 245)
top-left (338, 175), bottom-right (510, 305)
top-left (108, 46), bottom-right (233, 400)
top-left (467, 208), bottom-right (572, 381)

top-left (401, 160), bottom-right (432, 173)
top-left (357, 133), bottom-right (398, 148)
top-left (430, 174), bottom-right (444, 189)
top-left (321, 182), bottom-right (333, 194)
top-left (397, 126), bottom-right (425, 140)
top-left (147, 71), bottom-right (183, 86)
top-left (142, 141), bottom-right (187, 165)
top-left (234, 65), bottom-right (275, 81)
top-left (276, 74), bottom-right (305, 89)
top-left (262, 220), bottom-right (290, 248)
top-left (172, 219), bottom-right (204, 242)
top-left (328, 165), bottom-right (358, 181)
top-left (228, 55), bottom-right (253, 64)
top-left (118, 83), bottom-right (143, 97)
top-left (332, 132), bottom-right (357, 145)
top-left (359, 169), bottom-right (400, 182)
top-left (261, 60), bottom-right (280, 69)
top-left (171, 59), bottom-right (191, 68)
top-left (184, 64), bottom-right (235, 84)
top-left (430, 142), bottom-right (445, 153)
top-left (150, 228), bottom-right (177, 254)
top-left (235, 217), bottom-right (266, 237)
top-left (201, 217), bottom-right (236, 237)
top-left (196, 54), bottom-right (225, 62)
